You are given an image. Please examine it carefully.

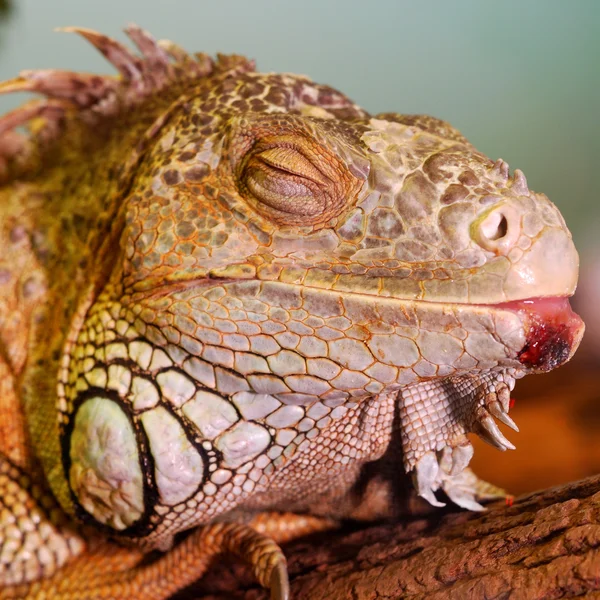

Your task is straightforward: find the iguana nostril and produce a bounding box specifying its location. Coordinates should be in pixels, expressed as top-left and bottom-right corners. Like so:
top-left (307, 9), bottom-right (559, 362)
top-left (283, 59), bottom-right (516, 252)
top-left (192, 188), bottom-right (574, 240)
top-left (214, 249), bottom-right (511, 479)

top-left (475, 205), bottom-right (520, 253)
top-left (485, 213), bottom-right (508, 241)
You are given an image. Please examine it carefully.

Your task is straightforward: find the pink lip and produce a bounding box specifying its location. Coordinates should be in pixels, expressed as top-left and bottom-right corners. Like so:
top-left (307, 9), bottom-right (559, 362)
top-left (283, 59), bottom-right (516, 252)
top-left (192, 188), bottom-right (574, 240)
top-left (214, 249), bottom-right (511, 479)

top-left (495, 297), bottom-right (585, 372)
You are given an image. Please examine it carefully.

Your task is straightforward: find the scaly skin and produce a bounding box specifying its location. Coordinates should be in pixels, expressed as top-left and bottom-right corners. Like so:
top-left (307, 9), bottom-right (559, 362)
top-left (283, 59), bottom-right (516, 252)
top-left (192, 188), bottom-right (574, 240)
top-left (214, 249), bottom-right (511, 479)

top-left (0, 26), bottom-right (585, 598)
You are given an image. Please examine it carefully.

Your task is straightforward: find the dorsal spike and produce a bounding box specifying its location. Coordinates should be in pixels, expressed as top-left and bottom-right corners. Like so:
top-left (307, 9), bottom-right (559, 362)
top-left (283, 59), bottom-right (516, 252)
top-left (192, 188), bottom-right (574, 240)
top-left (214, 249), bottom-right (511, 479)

top-left (0, 24), bottom-right (249, 176)
top-left (0, 99), bottom-right (66, 136)
top-left (0, 70), bottom-right (118, 108)
top-left (158, 40), bottom-right (213, 78)
top-left (490, 158), bottom-right (509, 183)
top-left (511, 168), bottom-right (529, 195)
top-left (214, 53), bottom-right (256, 75)
top-left (58, 27), bottom-right (143, 82)
top-left (0, 99), bottom-right (67, 181)
top-left (124, 24), bottom-right (174, 84)
top-left (0, 76), bottom-right (33, 96)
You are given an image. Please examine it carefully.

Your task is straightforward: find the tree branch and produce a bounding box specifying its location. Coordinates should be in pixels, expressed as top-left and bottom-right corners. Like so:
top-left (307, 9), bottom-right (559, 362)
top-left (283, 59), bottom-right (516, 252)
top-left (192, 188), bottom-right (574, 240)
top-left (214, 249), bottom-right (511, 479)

top-left (187, 474), bottom-right (600, 599)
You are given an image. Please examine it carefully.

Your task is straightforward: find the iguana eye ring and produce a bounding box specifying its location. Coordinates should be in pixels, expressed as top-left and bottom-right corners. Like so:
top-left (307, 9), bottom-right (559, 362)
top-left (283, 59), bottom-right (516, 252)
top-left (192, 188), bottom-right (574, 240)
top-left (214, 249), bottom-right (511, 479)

top-left (228, 116), bottom-right (367, 227)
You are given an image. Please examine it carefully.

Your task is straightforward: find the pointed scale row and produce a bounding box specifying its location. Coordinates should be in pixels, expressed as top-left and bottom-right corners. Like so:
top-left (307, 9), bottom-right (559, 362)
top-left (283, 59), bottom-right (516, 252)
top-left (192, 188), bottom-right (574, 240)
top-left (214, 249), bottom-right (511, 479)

top-left (0, 24), bottom-right (255, 176)
top-left (0, 25), bottom-right (213, 114)
top-left (489, 158), bottom-right (530, 195)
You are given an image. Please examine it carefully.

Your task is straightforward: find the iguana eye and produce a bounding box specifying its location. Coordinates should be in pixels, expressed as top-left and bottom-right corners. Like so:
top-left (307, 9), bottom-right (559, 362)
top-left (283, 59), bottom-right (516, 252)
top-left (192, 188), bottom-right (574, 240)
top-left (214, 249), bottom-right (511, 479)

top-left (241, 142), bottom-right (332, 217)
top-left (229, 116), bottom-right (367, 227)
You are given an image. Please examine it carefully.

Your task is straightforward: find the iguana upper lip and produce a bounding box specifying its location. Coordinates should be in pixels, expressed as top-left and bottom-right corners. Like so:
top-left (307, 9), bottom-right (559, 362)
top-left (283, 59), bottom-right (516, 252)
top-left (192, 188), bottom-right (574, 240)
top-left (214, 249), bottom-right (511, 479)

top-left (139, 272), bottom-right (582, 314)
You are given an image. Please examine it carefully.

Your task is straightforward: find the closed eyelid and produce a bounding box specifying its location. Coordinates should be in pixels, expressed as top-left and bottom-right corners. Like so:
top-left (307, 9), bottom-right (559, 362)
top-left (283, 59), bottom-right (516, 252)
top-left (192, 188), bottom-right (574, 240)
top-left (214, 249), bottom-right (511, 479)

top-left (254, 147), bottom-right (331, 186)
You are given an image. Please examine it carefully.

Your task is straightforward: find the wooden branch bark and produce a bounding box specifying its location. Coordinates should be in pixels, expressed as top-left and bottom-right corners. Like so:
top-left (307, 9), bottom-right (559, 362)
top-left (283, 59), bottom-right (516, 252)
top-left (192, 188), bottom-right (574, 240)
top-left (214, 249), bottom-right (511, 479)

top-left (187, 474), bottom-right (600, 599)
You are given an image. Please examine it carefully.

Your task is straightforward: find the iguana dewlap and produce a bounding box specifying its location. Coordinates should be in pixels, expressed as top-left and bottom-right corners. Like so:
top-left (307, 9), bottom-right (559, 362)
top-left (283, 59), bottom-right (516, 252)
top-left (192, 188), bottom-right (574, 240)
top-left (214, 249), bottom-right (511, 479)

top-left (0, 26), bottom-right (584, 599)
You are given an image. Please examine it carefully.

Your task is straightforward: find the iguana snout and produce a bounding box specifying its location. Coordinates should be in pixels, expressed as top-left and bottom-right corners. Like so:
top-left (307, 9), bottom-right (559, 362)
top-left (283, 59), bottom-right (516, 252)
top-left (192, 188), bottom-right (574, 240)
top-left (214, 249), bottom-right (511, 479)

top-left (471, 187), bottom-right (579, 302)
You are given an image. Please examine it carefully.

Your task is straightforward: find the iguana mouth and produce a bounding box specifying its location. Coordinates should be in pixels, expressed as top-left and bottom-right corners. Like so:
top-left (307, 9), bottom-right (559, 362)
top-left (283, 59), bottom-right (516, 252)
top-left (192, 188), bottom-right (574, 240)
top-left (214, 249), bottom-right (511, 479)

top-left (492, 297), bottom-right (584, 372)
top-left (131, 267), bottom-right (584, 373)
top-left (143, 269), bottom-right (584, 372)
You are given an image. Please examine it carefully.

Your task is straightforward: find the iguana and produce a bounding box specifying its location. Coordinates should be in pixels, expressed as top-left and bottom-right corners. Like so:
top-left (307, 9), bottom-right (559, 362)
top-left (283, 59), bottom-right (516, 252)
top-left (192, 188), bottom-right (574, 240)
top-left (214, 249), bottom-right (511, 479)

top-left (0, 25), bottom-right (584, 599)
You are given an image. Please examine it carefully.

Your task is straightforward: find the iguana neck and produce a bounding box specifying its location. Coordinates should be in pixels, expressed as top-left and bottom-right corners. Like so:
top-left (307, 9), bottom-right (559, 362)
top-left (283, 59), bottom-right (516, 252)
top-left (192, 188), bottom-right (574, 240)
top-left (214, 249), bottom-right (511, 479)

top-left (13, 85), bottom-right (191, 504)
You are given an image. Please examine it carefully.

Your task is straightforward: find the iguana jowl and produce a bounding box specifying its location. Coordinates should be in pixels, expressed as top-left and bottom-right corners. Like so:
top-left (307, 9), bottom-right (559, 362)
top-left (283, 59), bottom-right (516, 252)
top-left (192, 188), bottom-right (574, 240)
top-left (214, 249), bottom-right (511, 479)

top-left (0, 26), bottom-right (584, 599)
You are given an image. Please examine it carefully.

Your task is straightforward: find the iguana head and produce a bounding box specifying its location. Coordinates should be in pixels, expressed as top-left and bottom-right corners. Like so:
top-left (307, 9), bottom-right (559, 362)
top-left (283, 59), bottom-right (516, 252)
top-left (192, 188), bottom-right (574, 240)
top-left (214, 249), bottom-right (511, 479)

top-left (116, 69), bottom-right (582, 376)
top-left (3, 27), bottom-right (583, 543)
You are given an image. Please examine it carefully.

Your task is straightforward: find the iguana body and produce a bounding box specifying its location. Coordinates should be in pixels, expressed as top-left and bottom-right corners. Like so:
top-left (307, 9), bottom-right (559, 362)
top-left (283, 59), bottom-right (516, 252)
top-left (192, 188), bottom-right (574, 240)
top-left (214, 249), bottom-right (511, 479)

top-left (0, 26), bottom-right (584, 598)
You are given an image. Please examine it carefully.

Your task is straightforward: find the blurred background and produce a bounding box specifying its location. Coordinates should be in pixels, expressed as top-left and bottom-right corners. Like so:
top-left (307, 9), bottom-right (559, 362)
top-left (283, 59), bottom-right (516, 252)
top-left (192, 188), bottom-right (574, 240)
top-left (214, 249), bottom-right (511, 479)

top-left (0, 0), bottom-right (598, 495)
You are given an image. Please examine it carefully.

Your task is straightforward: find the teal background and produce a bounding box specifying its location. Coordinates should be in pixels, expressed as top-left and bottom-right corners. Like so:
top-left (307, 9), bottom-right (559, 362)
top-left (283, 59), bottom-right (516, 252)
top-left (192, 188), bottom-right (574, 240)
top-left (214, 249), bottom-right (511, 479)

top-left (0, 0), bottom-right (598, 246)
